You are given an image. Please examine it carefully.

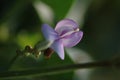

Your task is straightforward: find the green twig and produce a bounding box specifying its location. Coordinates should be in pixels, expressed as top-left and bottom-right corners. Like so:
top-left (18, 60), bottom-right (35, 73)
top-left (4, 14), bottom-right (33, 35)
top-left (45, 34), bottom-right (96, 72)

top-left (0, 60), bottom-right (119, 79)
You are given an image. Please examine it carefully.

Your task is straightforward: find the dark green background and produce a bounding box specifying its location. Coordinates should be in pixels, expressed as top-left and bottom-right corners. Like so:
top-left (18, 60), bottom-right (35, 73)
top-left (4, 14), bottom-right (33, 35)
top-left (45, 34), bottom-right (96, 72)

top-left (0, 0), bottom-right (120, 80)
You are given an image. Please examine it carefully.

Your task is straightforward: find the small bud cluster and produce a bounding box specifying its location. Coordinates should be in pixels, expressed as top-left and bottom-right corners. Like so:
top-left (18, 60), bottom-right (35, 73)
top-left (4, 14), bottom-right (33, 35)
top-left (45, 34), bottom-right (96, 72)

top-left (16, 45), bottom-right (54, 59)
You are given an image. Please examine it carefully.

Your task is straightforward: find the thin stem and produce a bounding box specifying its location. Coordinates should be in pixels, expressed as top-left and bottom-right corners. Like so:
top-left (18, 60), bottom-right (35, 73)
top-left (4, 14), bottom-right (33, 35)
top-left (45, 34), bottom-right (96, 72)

top-left (0, 60), bottom-right (117, 79)
top-left (7, 54), bottom-right (19, 69)
top-left (6, 49), bottom-right (23, 70)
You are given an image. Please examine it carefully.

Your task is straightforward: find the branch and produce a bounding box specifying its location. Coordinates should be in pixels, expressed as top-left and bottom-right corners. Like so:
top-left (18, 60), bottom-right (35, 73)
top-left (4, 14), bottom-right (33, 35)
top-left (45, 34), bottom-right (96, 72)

top-left (0, 59), bottom-right (119, 79)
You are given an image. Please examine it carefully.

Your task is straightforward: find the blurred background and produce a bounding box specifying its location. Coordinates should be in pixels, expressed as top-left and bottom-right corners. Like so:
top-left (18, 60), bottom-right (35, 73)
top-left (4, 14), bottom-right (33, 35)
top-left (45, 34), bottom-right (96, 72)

top-left (0, 0), bottom-right (120, 80)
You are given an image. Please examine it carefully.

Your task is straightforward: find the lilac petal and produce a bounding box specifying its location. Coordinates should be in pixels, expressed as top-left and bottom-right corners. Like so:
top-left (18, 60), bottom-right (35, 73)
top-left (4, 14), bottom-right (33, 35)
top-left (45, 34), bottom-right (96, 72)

top-left (51, 40), bottom-right (64, 60)
top-left (62, 31), bottom-right (83, 47)
top-left (55, 19), bottom-right (79, 35)
top-left (41, 24), bottom-right (58, 41)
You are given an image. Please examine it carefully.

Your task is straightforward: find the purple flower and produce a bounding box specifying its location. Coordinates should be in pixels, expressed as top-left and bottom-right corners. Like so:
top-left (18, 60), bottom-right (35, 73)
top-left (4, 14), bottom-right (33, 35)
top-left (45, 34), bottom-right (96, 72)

top-left (41, 19), bottom-right (83, 60)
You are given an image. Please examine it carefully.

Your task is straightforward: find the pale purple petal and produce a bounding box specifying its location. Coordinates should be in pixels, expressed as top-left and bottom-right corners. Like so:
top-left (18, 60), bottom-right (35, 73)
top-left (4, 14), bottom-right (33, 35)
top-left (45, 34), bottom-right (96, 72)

top-left (62, 31), bottom-right (83, 47)
top-left (51, 40), bottom-right (64, 60)
top-left (55, 19), bottom-right (79, 35)
top-left (41, 24), bottom-right (58, 41)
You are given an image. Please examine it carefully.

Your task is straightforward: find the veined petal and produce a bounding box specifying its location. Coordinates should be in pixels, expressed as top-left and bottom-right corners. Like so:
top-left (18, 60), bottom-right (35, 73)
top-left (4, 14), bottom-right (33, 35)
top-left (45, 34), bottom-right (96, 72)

top-left (62, 31), bottom-right (83, 47)
top-left (51, 40), bottom-right (64, 60)
top-left (41, 24), bottom-right (58, 41)
top-left (55, 19), bottom-right (79, 35)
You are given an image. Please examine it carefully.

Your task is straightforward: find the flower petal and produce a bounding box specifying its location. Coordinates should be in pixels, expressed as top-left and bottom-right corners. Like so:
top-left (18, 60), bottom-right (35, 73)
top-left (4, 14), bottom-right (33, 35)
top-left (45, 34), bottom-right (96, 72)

top-left (55, 19), bottom-right (79, 35)
top-left (62, 31), bottom-right (83, 47)
top-left (51, 40), bottom-right (64, 60)
top-left (41, 24), bottom-right (58, 41)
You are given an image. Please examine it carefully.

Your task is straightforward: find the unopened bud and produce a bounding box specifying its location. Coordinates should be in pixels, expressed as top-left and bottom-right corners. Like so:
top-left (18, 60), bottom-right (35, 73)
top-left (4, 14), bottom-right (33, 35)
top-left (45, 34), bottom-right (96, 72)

top-left (44, 48), bottom-right (54, 59)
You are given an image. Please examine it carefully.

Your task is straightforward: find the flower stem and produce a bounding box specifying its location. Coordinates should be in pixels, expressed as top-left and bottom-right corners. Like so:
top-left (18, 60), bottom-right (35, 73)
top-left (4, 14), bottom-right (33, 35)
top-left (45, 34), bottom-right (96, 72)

top-left (6, 50), bottom-right (22, 70)
top-left (0, 59), bottom-right (119, 79)
top-left (7, 54), bottom-right (19, 69)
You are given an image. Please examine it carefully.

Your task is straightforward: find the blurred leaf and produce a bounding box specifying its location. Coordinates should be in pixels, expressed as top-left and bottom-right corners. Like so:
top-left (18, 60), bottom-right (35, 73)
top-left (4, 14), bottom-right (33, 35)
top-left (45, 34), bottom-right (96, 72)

top-left (41, 0), bottom-right (74, 21)
top-left (16, 32), bottom-right (42, 48)
top-left (66, 48), bottom-right (93, 80)
top-left (34, 1), bottom-right (54, 24)
top-left (0, 24), bottom-right (9, 42)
